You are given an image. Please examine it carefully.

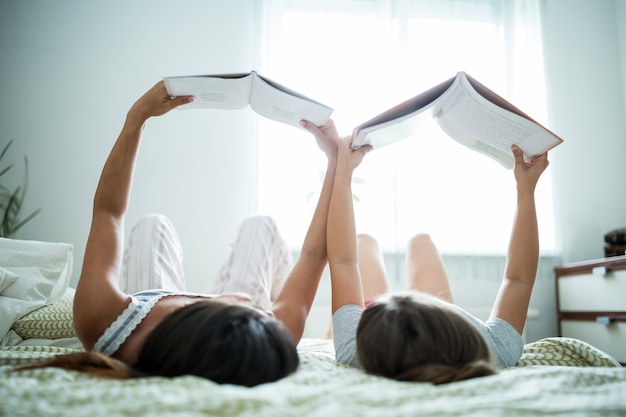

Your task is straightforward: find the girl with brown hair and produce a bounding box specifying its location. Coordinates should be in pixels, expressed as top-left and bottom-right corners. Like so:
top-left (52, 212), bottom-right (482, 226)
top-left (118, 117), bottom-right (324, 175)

top-left (20, 81), bottom-right (343, 387)
top-left (327, 135), bottom-right (549, 385)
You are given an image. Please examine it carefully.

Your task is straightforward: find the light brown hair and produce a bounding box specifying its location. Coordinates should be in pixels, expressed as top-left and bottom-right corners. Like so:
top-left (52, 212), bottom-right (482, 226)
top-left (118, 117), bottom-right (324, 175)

top-left (356, 291), bottom-right (496, 384)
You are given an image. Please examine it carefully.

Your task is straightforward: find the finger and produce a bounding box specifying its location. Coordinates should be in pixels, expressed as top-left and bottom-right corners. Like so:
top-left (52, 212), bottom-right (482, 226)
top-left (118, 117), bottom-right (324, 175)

top-left (527, 150), bottom-right (547, 163)
top-left (357, 144), bottom-right (373, 155)
top-left (299, 119), bottom-right (323, 135)
top-left (302, 119), bottom-right (338, 135)
top-left (170, 96), bottom-right (194, 110)
top-left (511, 145), bottom-right (526, 167)
top-left (320, 119), bottom-right (337, 133)
top-left (530, 152), bottom-right (549, 170)
top-left (152, 80), bottom-right (167, 92)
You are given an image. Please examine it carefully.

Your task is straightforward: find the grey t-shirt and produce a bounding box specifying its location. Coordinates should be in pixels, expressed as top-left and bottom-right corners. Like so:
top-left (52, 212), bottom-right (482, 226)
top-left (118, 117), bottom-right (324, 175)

top-left (332, 303), bottom-right (524, 369)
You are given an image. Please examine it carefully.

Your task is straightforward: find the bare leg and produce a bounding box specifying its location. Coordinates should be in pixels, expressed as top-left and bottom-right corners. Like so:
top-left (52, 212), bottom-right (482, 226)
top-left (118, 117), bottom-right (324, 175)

top-left (357, 233), bottom-right (391, 302)
top-left (405, 233), bottom-right (453, 303)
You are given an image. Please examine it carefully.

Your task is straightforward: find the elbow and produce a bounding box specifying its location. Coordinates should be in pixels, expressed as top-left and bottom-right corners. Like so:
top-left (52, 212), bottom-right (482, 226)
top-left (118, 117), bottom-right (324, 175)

top-left (328, 258), bottom-right (359, 272)
top-left (504, 264), bottom-right (539, 287)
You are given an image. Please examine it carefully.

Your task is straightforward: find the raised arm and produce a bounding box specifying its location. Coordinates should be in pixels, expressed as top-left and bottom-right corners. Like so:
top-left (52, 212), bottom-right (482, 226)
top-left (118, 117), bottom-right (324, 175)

top-left (73, 82), bottom-right (192, 349)
top-left (327, 136), bottom-right (371, 314)
top-left (490, 145), bottom-right (549, 334)
top-left (271, 120), bottom-right (340, 343)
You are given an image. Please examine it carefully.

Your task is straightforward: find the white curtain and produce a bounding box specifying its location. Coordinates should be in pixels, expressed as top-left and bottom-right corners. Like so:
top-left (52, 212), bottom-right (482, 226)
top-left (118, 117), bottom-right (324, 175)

top-left (256, 0), bottom-right (556, 256)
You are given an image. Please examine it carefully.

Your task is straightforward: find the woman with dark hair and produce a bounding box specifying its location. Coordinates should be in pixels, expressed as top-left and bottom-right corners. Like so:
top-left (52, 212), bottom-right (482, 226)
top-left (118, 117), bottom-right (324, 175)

top-left (23, 81), bottom-right (341, 387)
top-left (327, 134), bottom-right (549, 385)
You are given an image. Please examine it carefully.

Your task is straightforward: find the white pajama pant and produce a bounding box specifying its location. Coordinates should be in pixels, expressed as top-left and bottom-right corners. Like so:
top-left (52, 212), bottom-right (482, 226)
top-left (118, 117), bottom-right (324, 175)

top-left (119, 214), bottom-right (293, 310)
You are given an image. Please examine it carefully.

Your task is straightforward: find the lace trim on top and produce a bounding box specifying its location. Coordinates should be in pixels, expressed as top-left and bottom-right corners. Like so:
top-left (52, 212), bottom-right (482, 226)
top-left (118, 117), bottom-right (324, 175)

top-left (93, 290), bottom-right (208, 356)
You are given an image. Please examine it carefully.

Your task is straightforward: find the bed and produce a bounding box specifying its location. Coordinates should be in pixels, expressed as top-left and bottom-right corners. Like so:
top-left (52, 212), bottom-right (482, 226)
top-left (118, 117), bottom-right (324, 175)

top-left (1, 238), bottom-right (625, 417)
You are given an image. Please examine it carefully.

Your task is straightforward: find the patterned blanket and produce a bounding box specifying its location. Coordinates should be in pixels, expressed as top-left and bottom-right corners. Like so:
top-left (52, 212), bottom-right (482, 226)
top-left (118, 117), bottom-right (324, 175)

top-left (1, 337), bottom-right (624, 417)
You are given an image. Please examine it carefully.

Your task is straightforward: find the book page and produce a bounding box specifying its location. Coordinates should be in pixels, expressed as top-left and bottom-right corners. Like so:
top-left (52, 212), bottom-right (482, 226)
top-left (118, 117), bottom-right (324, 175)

top-left (352, 109), bottom-right (436, 149)
top-left (351, 75), bottom-right (457, 148)
top-left (163, 74), bottom-right (253, 110)
top-left (435, 73), bottom-right (563, 169)
top-left (249, 73), bottom-right (333, 128)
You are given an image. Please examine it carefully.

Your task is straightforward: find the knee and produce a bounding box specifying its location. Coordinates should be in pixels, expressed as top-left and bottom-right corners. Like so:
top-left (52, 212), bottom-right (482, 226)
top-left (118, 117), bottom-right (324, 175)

top-left (133, 213), bottom-right (174, 231)
top-left (127, 214), bottom-right (182, 256)
top-left (406, 233), bottom-right (434, 250)
top-left (240, 215), bottom-right (281, 237)
top-left (357, 233), bottom-right (380, 250)
top-left (241, 215), bottom-right (278, 228)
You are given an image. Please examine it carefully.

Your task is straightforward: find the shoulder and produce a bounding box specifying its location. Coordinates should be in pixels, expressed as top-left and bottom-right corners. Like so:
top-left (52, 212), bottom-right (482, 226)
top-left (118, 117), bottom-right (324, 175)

top-left (483, 318), bottom-right (524, 368)
top-left (332, 304), bottom-right (363, 329)
top-left (332, 304), bottom-right (363, 368)
top-left (450, 305), bottom-right (523, 368)
top-left (73, 283), bottom-right (132, 351)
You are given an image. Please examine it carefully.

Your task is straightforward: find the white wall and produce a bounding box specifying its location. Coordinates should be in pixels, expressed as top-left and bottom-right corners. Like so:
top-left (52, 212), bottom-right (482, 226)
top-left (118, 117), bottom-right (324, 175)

top-left (0, 0), bottom-right (261, 291)
top-left (2, 0), bottom-right (626, 340)
top-left (312, 0), bottom-right (626, 341)
top-left (541, 0), bottom-right (626, 263)
top-left (619, 1), bottom-right (626, 124)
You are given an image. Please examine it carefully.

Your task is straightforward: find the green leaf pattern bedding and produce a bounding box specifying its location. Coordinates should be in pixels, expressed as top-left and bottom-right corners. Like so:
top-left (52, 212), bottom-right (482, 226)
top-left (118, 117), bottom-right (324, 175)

top-left (2, 242), bottom-right (623, 416)
top-left (1, 338), bottom-right (624, 417)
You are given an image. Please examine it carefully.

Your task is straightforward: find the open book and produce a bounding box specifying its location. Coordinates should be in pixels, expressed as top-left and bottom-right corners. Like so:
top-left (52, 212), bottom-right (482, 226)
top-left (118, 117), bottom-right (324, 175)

top-left (351, 71), bottom-right (564, 169)
top-left (163, 71), bottom-right (333, 128)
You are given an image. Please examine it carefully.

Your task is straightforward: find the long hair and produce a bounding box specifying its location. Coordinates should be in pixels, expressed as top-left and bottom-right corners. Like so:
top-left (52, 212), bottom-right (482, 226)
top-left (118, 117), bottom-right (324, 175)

top-left (356, 291), bottom-right (496, 385)
top-left (16, 301), bottom-right (299, 387)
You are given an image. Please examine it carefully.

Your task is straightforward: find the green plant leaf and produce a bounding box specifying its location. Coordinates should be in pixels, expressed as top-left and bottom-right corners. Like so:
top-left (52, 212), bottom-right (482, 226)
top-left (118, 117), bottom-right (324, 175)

top-left (7, 208), bottom-right (41, 236)
top-left (2, 188), bottom-right (20, 232)
top-left (0, 164), bottom-right (13, 179)
top-left (0, 140), bottom-right (13, 162)
top-left (0, 140), bottom-right (41, 237)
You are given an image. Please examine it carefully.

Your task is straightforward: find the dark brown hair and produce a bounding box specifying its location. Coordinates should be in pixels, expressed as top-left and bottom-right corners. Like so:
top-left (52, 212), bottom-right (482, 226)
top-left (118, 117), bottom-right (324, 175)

top-left (17, 301), bottom-right (299, 387)
top-left (356, 291), bottom-right (496, 384)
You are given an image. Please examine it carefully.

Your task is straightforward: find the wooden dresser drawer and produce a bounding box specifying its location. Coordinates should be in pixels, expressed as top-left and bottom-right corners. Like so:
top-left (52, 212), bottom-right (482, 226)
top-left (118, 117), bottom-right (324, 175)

top-left (555, 255), bottom-right (626, 365)
top-left (557, 268), bottom-right (626, 311)
top-left (560, 320), bottom-right (626, 363)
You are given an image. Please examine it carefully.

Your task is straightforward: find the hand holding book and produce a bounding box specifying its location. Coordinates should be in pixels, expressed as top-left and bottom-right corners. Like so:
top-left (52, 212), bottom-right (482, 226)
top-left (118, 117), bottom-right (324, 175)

top-left (163, 71), bottom-right (334, 129)
top-left (164, 71), bottom-right (563, 168)
top-left (350, 72), bottom-right (563, 169)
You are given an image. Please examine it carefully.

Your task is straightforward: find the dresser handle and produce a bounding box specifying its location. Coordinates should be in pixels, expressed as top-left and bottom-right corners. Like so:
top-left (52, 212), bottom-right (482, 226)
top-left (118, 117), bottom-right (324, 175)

top-left (592, 266), bottom-right (608, 276)
top-left (596, 316), bottom-right (614, 325)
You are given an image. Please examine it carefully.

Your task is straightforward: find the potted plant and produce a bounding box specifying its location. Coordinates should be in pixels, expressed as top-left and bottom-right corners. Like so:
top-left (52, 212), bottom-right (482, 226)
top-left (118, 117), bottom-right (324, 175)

top-left (0, 140), bottom-right (41, 237)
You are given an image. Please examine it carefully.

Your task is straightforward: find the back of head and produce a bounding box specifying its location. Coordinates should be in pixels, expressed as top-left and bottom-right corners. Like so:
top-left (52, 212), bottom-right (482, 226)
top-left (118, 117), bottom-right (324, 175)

top-left (356, 292), bottom-right (495, 384)
top-left (136, 301), bottom-right (299, 386)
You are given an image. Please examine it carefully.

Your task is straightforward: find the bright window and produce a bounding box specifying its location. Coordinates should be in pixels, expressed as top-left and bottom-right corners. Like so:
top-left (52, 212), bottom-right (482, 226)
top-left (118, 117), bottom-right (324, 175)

top-left (257, 0), bottom-right (555, 254)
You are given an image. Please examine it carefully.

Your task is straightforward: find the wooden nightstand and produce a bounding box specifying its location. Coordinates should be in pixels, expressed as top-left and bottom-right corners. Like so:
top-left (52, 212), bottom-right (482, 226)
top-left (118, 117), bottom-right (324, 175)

top-left (555, 255), bottom-right (626, 364)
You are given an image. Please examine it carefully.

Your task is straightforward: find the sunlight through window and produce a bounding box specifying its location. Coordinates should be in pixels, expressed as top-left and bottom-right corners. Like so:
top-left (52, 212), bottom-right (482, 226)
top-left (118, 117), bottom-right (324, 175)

top-left (257, 0), bottom-right (555, 254)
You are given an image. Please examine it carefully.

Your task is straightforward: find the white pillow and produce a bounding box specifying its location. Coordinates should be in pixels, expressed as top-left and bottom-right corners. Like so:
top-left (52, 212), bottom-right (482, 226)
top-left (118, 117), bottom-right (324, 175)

top-left (0, 238), bottom-right (73, 343)
top-left (0, 267), bottom-right (19, 292)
